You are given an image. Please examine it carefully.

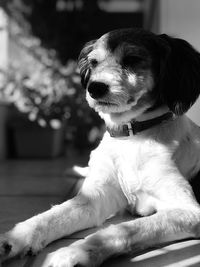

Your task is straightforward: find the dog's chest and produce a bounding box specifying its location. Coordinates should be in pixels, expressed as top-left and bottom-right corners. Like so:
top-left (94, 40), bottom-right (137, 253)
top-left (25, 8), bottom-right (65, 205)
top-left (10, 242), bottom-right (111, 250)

top-left (108, 135), bottom-right (147, 181)
top-left (104, 135), bottom-right (157, 215)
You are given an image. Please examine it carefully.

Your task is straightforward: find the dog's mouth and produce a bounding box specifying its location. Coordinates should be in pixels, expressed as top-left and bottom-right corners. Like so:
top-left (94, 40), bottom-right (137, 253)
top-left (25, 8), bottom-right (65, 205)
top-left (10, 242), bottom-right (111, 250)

top-left (90, 99), bottom-right (122, 113)
top-left (86, 92), bottom-right (136, 114)
top-left (97, 101), bottom-right (118, 107)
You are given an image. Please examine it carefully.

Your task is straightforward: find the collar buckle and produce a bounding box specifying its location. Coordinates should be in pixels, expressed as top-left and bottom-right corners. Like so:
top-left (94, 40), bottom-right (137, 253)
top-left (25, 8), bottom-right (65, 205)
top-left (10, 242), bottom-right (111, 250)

top-left (127, 122), bottom-right (135, 136)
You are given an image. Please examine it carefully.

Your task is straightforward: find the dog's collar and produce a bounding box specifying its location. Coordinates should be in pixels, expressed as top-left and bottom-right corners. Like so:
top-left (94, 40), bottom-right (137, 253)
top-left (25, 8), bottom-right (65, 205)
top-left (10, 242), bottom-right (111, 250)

top-left (106, 112), bottom-right (175, 137)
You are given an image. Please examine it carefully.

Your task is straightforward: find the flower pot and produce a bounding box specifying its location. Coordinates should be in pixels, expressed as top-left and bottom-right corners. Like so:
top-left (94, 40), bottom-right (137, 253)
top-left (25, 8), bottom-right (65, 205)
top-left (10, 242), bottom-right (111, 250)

top-left (0, 101), bottom-right (11, 159)
top-left (10, 120), bottom-right (66, 158)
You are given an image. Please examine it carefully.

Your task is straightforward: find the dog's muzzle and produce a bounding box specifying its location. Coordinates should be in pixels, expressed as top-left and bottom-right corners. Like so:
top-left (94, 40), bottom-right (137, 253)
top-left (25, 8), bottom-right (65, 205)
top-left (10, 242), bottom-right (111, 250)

top-left (88, 81), bottom-right (109, 99)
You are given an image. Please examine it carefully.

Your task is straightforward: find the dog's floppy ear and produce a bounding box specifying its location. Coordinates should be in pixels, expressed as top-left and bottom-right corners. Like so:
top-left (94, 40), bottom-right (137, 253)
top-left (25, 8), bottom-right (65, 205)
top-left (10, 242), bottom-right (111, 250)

top-left (78, 40), bottom-right (96, 89)
top-left (158, 34), bottom-right (200, 115)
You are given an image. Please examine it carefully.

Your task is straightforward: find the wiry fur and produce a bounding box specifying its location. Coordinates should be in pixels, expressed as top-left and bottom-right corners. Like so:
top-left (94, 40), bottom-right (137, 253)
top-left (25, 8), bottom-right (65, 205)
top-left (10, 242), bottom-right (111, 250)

top-left (1, 28), bottom-right (200, 267)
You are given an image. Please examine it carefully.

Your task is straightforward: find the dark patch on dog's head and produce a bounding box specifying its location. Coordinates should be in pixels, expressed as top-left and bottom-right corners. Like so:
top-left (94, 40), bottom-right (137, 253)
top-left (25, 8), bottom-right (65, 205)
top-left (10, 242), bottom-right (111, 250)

top-left (107, 28), bottom-right (157, 52)
top-left (106, 28), bottom-right (168, 70)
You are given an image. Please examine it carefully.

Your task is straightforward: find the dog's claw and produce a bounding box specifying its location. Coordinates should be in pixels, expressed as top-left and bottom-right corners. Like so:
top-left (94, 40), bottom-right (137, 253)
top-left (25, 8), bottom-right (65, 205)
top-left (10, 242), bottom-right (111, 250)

top-left (0, 222), bottom-right (46, 261)
top-left (2, 242), bottom-right (12, 255)
top-left (26, 248), bottom-right (34, 256)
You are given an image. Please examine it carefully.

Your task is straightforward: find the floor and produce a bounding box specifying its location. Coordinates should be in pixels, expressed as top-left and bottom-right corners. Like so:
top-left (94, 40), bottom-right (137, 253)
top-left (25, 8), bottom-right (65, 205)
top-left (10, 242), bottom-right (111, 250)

top-left (0, 155), bottom-right (200, 267)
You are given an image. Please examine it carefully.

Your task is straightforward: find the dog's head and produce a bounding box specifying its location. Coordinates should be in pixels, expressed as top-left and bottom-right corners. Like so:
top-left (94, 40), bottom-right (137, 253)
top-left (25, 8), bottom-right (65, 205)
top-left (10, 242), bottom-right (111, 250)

top-left (78, 28), bottom-right (200, 122)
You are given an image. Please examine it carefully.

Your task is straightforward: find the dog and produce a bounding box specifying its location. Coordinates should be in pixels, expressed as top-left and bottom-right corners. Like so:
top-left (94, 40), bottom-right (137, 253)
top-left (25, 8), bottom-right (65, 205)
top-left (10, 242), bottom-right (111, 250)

top-left (1, 28), bottom-right (200, 267)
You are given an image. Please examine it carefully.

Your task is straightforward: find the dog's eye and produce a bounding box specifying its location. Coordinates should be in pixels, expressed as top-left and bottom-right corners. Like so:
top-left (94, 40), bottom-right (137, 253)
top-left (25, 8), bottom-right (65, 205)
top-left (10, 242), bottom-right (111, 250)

top-left (90, 59), bottom-right (98, 68)
top-left (122, 55), bottom-right (142, 67)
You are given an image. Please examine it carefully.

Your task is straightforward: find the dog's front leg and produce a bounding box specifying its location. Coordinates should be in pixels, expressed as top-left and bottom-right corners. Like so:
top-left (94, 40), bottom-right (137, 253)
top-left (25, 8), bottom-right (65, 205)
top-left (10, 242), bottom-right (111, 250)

top-left (46, 207), bottom-right (200, 267)
top-left (0, 194), bottom-right (97, 259)
top-left (0, 149), bottom-right (126, 261)
top-left (0, 185), bottom-right (125, 262)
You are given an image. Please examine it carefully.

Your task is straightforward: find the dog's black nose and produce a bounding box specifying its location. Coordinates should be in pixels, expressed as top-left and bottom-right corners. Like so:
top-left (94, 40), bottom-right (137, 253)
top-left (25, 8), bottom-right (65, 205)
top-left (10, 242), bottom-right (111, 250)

top-left (88, 82), bottom-right (109, 99)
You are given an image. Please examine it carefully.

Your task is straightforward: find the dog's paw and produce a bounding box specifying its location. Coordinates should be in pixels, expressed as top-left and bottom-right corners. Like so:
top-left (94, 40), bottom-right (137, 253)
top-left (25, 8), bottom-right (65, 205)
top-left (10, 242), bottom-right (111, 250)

top-left (45, 243), bottom-right (103, 267)
top-left (0, 221), bottom-right (46, 260)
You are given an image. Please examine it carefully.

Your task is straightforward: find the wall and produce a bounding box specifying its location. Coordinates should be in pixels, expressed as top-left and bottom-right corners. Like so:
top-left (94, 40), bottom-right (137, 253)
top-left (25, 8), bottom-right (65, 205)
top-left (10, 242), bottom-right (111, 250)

top-left (159, 0), bottom-right (200, 125)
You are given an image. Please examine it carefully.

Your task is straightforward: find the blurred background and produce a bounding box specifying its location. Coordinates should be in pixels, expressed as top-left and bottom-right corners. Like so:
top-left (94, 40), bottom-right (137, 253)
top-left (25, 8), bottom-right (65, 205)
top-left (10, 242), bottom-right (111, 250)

top-left (0, 0), bottom-right (199, 160)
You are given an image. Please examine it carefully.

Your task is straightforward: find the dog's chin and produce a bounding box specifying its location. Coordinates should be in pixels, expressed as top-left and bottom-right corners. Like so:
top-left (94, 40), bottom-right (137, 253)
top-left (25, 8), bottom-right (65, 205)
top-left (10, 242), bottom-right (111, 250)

top-left (87, 99), bottom-right (140, 127)
top-left (86, 93), bottom-right (134, 113)
top-left (87, 99), bottom-right (132, 114)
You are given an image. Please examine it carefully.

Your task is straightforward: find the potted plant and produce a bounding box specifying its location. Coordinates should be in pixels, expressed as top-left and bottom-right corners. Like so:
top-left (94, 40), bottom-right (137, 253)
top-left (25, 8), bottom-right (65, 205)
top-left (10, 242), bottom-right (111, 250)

top-left (0, 60), bottom-right (71, 157)
top-left (0, 56), bottom-right (103, 157)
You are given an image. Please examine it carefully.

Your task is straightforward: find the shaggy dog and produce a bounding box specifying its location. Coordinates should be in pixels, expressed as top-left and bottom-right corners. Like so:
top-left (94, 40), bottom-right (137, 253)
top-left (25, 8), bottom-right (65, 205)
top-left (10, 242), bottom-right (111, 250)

top-left (1, 28), bottom-right (200, 267)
